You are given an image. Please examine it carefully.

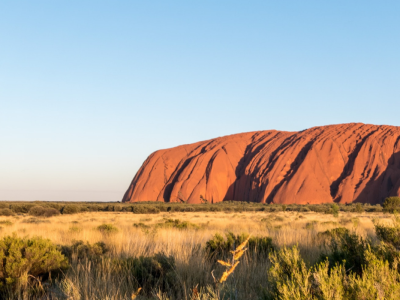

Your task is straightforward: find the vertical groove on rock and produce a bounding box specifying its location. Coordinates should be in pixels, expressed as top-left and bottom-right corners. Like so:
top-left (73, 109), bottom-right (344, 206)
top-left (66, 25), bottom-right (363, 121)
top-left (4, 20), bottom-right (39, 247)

top-left (329, 128), bottom-right (380, 202)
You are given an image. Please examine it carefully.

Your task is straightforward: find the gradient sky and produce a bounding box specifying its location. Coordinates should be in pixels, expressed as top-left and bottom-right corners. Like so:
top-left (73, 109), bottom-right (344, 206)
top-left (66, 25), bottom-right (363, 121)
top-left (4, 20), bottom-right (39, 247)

top-left (1, 1), bottom-right (399, 202)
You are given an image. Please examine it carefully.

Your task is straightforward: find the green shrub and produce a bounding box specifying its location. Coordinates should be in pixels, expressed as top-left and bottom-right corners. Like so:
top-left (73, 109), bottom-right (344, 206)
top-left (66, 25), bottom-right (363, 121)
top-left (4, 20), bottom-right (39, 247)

top-left (61, 204), bottom-right (80, 214)
top-left (375, 216), bottom-right (400, 249)
top-left (112, 253), bottom-right (177, 296)
top-left (113, 205), bottom-right (122, 212)
top-left (315, 253), bottom-right (400, 299)
top-left (347, 250), bottom-right (400, 299)
top-left (45, 203), bottom-right (63, 211)
top-left (383, 197), bottom-right (400, 213)
top-left (132, 205), bottom-right (160, 214)
top-left (28, 206), bottom-right (60, 217)
top-left (300, 206), bottom-right (311, 212)
top-left (86, 204), bottom-right (103, 212)
top-left (354, 203), bottom-right (364, 213)
top-left (9, 204), bottom-right (35, 214)
top-left (269, 205), bottom-right (282, 212)
top-left (205, 232), bottom-right (275, 261)
top-left (331, 203), bottom-right (340, 217)
top-left (0, 208), bottom-right (15, 216)
top-left (208, 206), bottom-right (221, 212)
top-left (312, 260), bottom-right (345, 299)
top-left (121, 205), bottom-right (132, 212)
top-left (266, 245), bottom-right (400, 300)
top-left (375, 225), bottom-right (400, 249)
top-left (131, 206), bottom-right (148, 214)
top-left (0, 234), bottom-right (68, 291)
top-left (368, 204), bottom-right (383, 212)
top-left (372, 241), bottom-right (400, 272)
top-left (371, 216), bottom-right (400, 269)
top-left (318, 227), bottom-right (369, 274)
top-left (268, 245), bottom-right (313, 299)
top-left (156, 218), bottom-right (200, 230)
top-left (60, 240), bottom-right (109, 261)
top-left (310, 205), bottom-right (327, 213)
top-left (97, 224), bottom-right (119, 234)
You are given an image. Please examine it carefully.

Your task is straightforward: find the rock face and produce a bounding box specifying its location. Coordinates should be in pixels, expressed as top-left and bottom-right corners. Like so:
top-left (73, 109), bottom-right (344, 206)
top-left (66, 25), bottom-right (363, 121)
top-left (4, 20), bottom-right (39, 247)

top-left (122, 123), bottom-right (400, 204)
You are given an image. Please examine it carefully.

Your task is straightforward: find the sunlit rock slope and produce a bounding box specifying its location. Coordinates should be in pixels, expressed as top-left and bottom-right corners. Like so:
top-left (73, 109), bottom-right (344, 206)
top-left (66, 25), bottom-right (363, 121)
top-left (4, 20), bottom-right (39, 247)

top-left (123, 123), bottom-right (400, 204)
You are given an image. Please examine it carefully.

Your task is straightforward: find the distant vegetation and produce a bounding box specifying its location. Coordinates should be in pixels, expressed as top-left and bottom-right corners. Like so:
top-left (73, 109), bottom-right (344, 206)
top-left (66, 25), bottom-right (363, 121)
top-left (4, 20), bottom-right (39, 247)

top-left (0, 198), bottom-right (395, 216)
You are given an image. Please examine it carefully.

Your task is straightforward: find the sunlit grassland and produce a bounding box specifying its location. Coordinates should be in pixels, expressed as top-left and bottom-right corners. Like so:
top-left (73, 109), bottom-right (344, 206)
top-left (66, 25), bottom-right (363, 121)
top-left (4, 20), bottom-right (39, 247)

top-left (0, 210), bottom-right (392, 299)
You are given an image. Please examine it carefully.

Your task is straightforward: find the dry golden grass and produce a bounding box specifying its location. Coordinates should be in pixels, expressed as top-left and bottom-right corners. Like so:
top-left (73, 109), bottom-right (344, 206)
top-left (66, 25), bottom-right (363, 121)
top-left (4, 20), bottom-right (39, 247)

top-left (0, 210), bottom-right (393, 299)
top-left (0, 211), bottom-right (391, 268)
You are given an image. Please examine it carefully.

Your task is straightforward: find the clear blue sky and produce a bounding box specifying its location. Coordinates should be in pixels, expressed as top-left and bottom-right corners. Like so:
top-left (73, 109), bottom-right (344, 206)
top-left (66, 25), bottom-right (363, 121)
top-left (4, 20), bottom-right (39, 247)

top-left (1, 1), bottom-right (399, 201)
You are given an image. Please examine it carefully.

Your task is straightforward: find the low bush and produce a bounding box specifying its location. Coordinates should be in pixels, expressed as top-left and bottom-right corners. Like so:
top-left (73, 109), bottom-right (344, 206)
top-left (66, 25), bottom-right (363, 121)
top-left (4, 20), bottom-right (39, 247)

top-left (267, 245), bottom-right (312, 299)
top-left (269, 205), bottom-right (282, 212)
top-left (354, 202), bottom-right (364, 213)
top-left (367, 204), bottom-right (383, 212)
top-left (266, 245), bottom-right (400, 299)
top-left (375, 216), bottom-right (400, 249)
top-left (205, 232), bottom-right (275, 261)
top-left (132, 205), bottom-right (161, 214)
top-left (331, 203), bottom-right (340, 217)
top-left (310, 205), bottom-right (327, 213)
top-left (97, 224), bottom-right (119, 234)
top-left (0, 234), bottom-right (68, 294)
top-left (156, 218), bottom-right (200, 230)
top-left (317, 227), bottom-right (369, 274)
top-left (9, 204), bottom-right (35, 214)
top-left (62, 204), bottom-right (80, 214)
top-left (300, 206), bottom-right (311, 212)
top-left (60, 240), bottom-right (109, 261)
top-left (112, 253), bottom-right (177, 296)
top-left (383, 197), bottom-right (400, 213)
top-left (0, 208), bottom-right (15, 216)
top-left (28, 205), bottom-right (60, 217)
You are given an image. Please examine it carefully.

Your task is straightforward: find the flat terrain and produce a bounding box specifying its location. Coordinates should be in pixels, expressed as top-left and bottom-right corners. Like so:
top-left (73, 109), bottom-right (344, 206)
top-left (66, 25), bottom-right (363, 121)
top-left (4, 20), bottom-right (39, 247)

top-left (0, 210), bottom-right (393, 299)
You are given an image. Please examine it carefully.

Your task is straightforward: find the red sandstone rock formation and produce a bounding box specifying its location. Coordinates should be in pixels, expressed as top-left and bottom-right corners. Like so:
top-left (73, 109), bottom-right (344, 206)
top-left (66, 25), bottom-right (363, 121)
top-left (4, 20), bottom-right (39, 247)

top-left (122, 123), bottom-right (400, 204)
